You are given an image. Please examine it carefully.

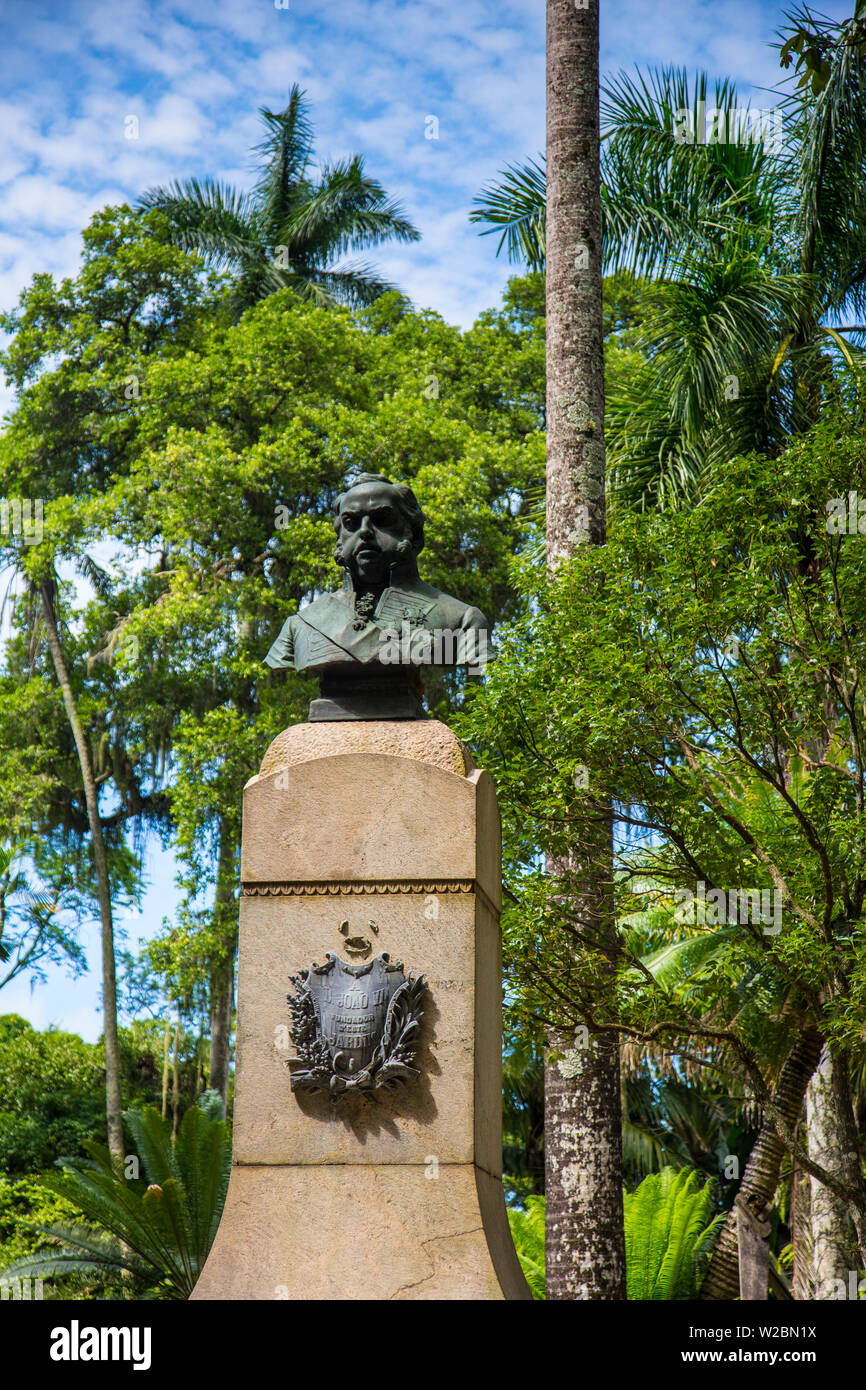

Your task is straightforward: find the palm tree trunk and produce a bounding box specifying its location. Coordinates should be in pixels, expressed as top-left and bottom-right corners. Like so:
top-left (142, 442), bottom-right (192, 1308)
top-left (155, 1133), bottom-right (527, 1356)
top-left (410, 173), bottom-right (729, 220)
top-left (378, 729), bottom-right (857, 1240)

top-left (546, 0), bottom-right (607, 558)
top-left (544, 0), bottom-right (626, 1300)
top-left (702, 1026), bottom-right (822, 1300)
top-left (207, 816), bottom-right (237, 1113)
top-left (807, 1045), bottom-right (858, 1296)
top-left (791, 1111), bottom-right (812, 1299)
top-left (39, 579), bottom-right (124, 1162)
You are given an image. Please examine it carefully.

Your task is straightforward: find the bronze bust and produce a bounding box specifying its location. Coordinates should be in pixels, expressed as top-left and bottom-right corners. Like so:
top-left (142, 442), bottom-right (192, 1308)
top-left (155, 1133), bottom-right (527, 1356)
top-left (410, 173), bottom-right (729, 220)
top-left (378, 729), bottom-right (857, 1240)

top-left (264, 474), bottom-right (490, 720)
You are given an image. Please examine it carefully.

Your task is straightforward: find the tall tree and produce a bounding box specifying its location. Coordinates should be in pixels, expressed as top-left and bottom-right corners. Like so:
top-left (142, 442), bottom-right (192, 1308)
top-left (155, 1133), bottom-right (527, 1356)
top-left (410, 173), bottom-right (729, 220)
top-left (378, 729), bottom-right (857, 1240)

top-left (544, 0), bottom-right (626, 1299)
top-left (37, 577), bottom-right (124, 1161)
top-left (477, 6), bottom-right (866, 1297)
top-left (0, 206), bottom-right (209, 1160)
top-left (138, 86), bottom-right (420, 315)
top-left (463, 401), bottom-right (866, 1298)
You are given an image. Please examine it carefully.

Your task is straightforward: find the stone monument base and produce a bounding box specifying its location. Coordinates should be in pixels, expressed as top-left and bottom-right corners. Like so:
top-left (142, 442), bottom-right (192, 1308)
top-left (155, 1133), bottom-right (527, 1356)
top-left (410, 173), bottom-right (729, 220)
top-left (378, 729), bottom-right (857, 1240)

top-left (191, 719), bottom-right (530, 1301)
top-left (192, 1164), bottom-right (525, 1300)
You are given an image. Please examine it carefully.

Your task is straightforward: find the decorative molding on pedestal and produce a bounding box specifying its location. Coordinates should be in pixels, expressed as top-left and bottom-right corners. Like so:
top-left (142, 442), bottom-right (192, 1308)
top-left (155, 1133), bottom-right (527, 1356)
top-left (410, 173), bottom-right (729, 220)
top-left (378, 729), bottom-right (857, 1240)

top-left (241, 877), bottom-right (475, 896)
top-left (240, 876), bottom-right (500, 920)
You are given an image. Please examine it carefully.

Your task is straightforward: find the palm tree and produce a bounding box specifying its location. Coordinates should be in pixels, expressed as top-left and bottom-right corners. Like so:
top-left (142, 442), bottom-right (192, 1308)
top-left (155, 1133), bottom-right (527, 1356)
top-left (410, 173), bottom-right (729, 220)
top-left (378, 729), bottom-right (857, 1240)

top-left (472, 38), bottom-right (866, 510)
top-left (479, 11), bottom-right (866, 1298)
top-left (138, 86), bottom-right (420, 315)
top-left (543, 0), bottom-right (626, 1301)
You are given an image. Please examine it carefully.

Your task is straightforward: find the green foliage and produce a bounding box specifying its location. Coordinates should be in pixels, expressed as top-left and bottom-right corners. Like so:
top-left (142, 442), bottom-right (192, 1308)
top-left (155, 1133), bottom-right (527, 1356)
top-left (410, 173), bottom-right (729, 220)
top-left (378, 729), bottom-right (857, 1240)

top-left (195, 1089), bottom-right (225, 1122)
top-left (0, 1017), bottom-right (206, 1175)
top-left (0, 205), bottom-right (211, 500)
top-left (502, 1033), bottom-right (544, 1201)
top-left (0, 1018), bottom-right (106, 1173)
top-left (623, 1065), bottom-right (756, 1200)
top-left (117, 1016), bottom-right (206, 1116)
top-left (0, 193), bottom-right (541, 1014)
top-left (508, 1195), bottom-right (546, 1299)
top-left (471, 158), bottom-right (546, 269)
top-left (0, 1174), bottom-right (84, 1279)
top-left (76, 279), bottom-right (539, 987)
top-left (459, 388), bottom-right (866, 1163)
top-left (473, 36), bottom-right (866, 508)
top-left (1, 1105), bottom-right (231, 1299)
top-left (624, 1167), bottom-right (723, 1300)
top-left (779, 4), bottom-right (866, 97)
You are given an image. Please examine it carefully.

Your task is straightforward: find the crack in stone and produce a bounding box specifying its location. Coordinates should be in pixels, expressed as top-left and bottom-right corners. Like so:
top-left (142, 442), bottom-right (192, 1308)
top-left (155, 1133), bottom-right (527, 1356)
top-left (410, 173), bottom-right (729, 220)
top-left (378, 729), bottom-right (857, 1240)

top-left (389, 1226), bottom-right (485, 1299)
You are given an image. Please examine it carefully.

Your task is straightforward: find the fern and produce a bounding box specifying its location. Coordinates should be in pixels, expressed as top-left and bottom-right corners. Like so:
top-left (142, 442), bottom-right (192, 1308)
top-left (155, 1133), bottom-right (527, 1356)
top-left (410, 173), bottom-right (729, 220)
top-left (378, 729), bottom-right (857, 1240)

top-left (508, 1195), bottom-right (546, 1300)
top-left (624, 1166), bottom-right (723, 1299)
top-left (509, 1168), bottom-right (723, 1300)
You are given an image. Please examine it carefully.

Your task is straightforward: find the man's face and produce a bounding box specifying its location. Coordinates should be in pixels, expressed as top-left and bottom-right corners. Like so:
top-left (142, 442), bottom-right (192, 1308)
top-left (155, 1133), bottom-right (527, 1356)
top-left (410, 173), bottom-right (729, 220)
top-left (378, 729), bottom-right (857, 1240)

top-left (336, 482), bottom-right (412, 585)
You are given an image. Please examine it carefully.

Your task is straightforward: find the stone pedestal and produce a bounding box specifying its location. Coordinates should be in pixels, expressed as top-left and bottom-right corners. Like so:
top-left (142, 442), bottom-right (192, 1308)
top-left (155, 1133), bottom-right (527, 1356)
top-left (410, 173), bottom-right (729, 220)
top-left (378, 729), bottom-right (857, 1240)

top-left (191, 720), bottom-right (530, 1300)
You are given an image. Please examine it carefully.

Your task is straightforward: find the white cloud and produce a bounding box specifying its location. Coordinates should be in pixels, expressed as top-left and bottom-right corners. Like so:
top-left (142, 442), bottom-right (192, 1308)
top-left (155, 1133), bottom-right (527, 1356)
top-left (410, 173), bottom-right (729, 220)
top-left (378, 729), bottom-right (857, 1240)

top-left (1, 176), bottom-right (118, 233)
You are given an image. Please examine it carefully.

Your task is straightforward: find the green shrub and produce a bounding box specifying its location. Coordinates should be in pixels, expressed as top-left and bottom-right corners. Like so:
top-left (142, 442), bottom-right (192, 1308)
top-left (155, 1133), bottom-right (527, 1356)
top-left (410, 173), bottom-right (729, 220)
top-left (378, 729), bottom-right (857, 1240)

top-left (0, 1018), bottom-right (106, 1172)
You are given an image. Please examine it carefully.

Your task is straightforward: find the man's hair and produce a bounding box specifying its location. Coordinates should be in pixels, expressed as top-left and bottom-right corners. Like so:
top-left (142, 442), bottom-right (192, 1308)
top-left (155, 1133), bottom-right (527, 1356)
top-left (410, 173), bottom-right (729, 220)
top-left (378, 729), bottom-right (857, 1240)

top-left (333, 473), bottom-right (425, 555)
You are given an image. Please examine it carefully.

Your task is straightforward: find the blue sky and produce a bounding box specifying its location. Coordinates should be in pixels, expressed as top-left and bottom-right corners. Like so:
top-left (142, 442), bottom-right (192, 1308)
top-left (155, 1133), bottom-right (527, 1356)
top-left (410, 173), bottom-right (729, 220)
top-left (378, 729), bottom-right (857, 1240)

top-left (0, 0), bottom-right (853, 1039)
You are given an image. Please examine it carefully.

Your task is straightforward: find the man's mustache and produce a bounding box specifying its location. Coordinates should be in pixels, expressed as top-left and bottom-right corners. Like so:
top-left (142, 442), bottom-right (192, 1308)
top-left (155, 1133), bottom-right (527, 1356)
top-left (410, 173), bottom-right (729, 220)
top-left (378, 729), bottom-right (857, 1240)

top-left (334, 533), bottom-right (412, 569)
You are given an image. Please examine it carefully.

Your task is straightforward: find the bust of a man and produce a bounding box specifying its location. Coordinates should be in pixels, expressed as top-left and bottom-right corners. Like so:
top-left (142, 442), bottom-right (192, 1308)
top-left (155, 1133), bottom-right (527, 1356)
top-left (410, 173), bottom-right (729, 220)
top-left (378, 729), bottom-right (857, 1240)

top-left (264, 474), bottom-right (490, 720)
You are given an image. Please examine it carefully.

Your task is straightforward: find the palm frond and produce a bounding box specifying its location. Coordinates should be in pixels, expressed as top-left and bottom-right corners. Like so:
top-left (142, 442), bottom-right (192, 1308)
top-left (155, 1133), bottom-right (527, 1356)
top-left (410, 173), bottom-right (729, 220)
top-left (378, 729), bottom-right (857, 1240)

top-left (280, 156), bottom-right (419, 260)
top-left (778, 5), bottom-right (866, 288)
top-left (471, 158), bottom-right (546, 269)
top-left (634, 928), bottom-right (738, 989)
top-left (138, 93), bottom-right (414, 311)
top-left (251, 86), bottom-right (315, 218)
top-left (137, 178), bottom-right (256, 270)
top-left (298, 263), bottom-right (401, 309)
top-left (77, 552), bottom-right (114, 601)
top-left (602, 67), bottom-right (788, 277)
top-left (0, 1105), bottom-right (232, 1300)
